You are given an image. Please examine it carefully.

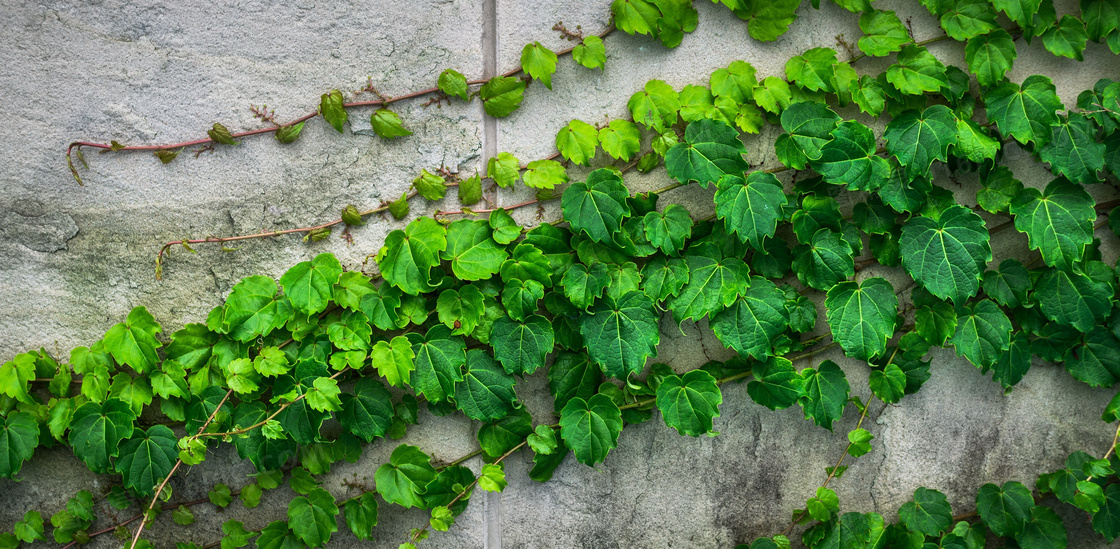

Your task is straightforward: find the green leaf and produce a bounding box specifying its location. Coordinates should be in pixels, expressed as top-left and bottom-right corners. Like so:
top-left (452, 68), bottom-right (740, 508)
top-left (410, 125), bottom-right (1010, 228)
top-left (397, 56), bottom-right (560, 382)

top-left (884, 105), bottom-right (957, 180)
top-left (811, 120), bottom-right (891, 191)
top-left (487, 151), bottom-right (521, 188)
top-left (1042, 16), bottom-right (1089, 60)
top-left (409, 325), bottom-right (467, 403)
top-left (527, 424), bottom-right (559, 454)
top-left (559, 394), bottom-right (623, 466)
top-left (581, 291), bottom-right (660, 379)
top-left (643, 204), bottom-right (693, 256)
top-left (319, 90), bottom-right (346, 133)
top-left (807, 486), bottom-right (840, 521)
top-left (954, 118), bottom-right (1001, 163)
top-left (413, 169), bottom-right (447, 200)
top-left (993, 332), bottom-right (1032, 389)
top-left (520, 42), bottom-right (558, 89)
top-left (440, 219), bottom-right (507, 281)
top-left (1019, 506), bottom-right (1068, 548)
top-left (339, 378), bottom-right (394, 442)
top-left (667, 243), bottom-right (750, 323)
top-left (556, 120), bottom-right (599, 166)
top-left (0, 412), bottom-right (38, 479)
top-left (785, 47), bottom-right (837, 93)
top-left (372, 336), bottom-right (415, 388)
top-left (985, 75), bottom-right (1063, 146)
top-left (437, 286), bottom-right (485, 336)
top-left (280, 253), bottom-right (342, 316)
top-left (733, 0), bottom-right (802, 41)
top-left (1039, 113), bottom-right (1107, 184)
top-left (375, 444), bottom-right (437, 509)
top-left (640, 255), bottom-right (689, 302)
top-left (886, 45), bottom-right (948, 95)
top-left (859, 10), bottom-right (911, 57)
top-left (287, 488), bottom-right (338, 547)
top-left (825, 278), bottom-right (898, 361)
top-left (951, 299), bottom-right (1013, 369)
top-left (656, 370), bottom-right (722, 436)
top-left (221, 276), bottom-right (292, 343)
top-left (1093, 483), bottom-right (1120, 541)
top-left (480, 76), bottom-right (526, 118)
top-left (747, 356), bottom-right (805, 410)
top-left (992, 0), bottom-right (1043, 32)
top-left (502, 278), bottom-right (544, 322)
top-left (478, 408), bottom-right (532, 459)
top-left (344, 493), bottom-right (378, 541)
top-left (12, 511), bottom-right (44, 543)
top-left (774, 102), bottom-right (841, 170)
top-left (478, 463), bottom-right (508, 493)
top-left (255, 521), bottom-right (301, 549)
top-left (438, 68), bottom-right (468, 101)
top-left (332, 272), bottom-right (376, 312)
top-left (501, 243), bottom-right (553, 287)
top-left (900, 205), bottom-right (991, 304)
top-left (899, 487), bottom-right (952, 536)
top-left (1081, 0), bottom-right (1120, 41)
top-left (714, 172), bottom-right (788, 248)
top-left (369, 109), bottom-right (412, 139)
top-left (799, 361), bottom-right (850, 430)
top-left (103, 306), bottom-right (163, 375)
top-left (459, 172), bottom-right (482, 205)
top-left (612, 0), bottom-right (659, 35)
top-left (0, 355), bottom-right (35, 405)
top-left (455, 349), bottom-right (517, 421)
top-left (711, 276), bottom-right (789, 360)
top-left (666, 119), bottom-right (749, 187)
top-left (940, 0), bottom-right (998, 40)
top-left (984, 259), bottom-right (1032, 309)
top-left (1010, 180), bottom-right (1093, 270)
top-left (305, 377), bottom-right (342, 413)
top-left (522, 159), bottom-right (569, 189)
top-left (562, 263), bottom-right (612, 309)
top-left (977, 481), bottom-right (1034, 537)
top-left (275, 122), bottom-right (304, 144)
top-left (378, 217), bottom-right (448, 295)
top-left (711, 60), bottom-right (757, 104)
top-left (548, 351), bottom-right (601, 414)
top-left (562, 168), bottom-right (632, 243)
top-left (490, 315), bottom-right (554, 375)
top-left (791, 229), bottom-right (855, 291)
top-left (847, 428), bottom-right (874, 457)
top-left (68, 398), bottom-right (135, 473)
top-left (1035, 268), bottom-right (1113, 332)
top-left (964, 29), bottom-right (1016, 88)
top-left (573, 35), bottom-right (607, 69)
top-left (489, 208), bottom-right (523, 245)
top-left (115, 425), bottom-right (176, 497)
top-left (869, 362), bottom-right (907, 403)
top-left (360, 284), bottom-right (402, 331)
top-left (627, 80), bottom-right (680, 132)
top-left (598, 120), bottom-right (642, 161)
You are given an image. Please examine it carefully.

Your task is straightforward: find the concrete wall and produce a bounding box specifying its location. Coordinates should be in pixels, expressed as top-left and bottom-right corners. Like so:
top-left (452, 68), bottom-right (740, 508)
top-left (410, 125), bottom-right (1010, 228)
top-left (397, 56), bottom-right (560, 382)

top-left (0, 0), bottom-right (1117, 547)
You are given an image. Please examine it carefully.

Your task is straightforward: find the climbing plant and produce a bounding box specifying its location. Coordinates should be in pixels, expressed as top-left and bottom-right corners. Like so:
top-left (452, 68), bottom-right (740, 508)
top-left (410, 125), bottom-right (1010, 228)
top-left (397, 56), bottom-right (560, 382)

top-left (9, 0), bottom-right (1120, 547)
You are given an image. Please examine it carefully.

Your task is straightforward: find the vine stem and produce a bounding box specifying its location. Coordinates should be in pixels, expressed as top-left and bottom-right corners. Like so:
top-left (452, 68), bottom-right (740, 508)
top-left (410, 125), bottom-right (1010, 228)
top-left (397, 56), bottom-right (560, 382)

top-left (66, 26), bottom-right (616, 185)
top-left (202, 367), bottom-right (350, 439)
top-left (128, 389), bottom-right (234, 549)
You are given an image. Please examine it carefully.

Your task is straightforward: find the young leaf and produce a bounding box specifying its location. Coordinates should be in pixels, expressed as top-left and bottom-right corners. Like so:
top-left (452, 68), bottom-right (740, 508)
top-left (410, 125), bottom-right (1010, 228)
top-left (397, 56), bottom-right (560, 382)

top-left (344, 493), bottom-right (379, 540)
top-left (103, 306), bottom-right (163, 375)
top-left (319, 90), bottom-right (347, 133)
top-left (372, 336), bottom-right (415, 388)
top-left (375, 445), bottom-right (438, 509)
top-left (858, 10), bottom-right (911, 57)
top-left (377, 217), bottom-right (448, 295)
top-left (785, 47), bottom-right (837, 93)
top-left (280, 253), bottom-right (342, 316)
top-left (627, 79), bottom-right (680, 132)
top-left (573, 35), bottom-right (606, 70)
top-left (438, 68), bottom-right (469, 101)
top-left (559, 394), bottom-right (623, 466)
top-left (556, 120), bottom-right (599, 166)
top-left (480, 76), bottom-right (526, 117)
top-left (520, 42), bottom-right (558, 90)
top-left (369, 109), bottom-right (412, 139)
top-left (522, 159), bottom-right (569, 189)
top-left (598, 120), bottom-right (641, 161)
top-left (439, 220), bottom-right (507, 281)
top-left (487, 152), bottom-right (521, 188)
top-left (1042, 16), bottom-right (1089, 60)
top-left (643, 204), bottom-right (693, 256)
top-left (940, 0), bottom-right (998, 40)
top-left (287, 488), bottom-right (338, 547)
top-left (886, 45), bottom-right (948, 95)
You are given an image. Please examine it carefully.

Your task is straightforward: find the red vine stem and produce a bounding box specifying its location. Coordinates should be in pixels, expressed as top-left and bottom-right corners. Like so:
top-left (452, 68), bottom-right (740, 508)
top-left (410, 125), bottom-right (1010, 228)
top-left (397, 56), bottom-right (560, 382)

top-left (66, 26), bottom-right (616, 185)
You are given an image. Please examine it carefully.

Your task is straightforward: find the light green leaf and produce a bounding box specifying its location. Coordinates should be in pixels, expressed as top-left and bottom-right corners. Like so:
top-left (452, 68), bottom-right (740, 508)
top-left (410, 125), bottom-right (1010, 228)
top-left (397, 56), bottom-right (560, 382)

top-left (573, 35), bottom-right (607, 69)
top-left (487, 151), bottom-right (521, 188)
top-left (372, 336), bottom-right (415, 388)
top-left (480, 76), bottom-right (526, 117)
top-left (344, 493), bottom-right (379, 540)
top-left (563, 263), bottom-right (612, 309)
top-left (438, 68), bottom-right (468, 101)
top-left (859, 10), bottom-right (911, 57)
top-left (280, 253), bottom-right (342, 316)
top-left (886, 45), bottom-right (948, 95)
top-left (103, 306), bottom-right (163, 375)
top-left (378, 217), bottom-right (448, 295)
top-left (520, 42), bottom-right (558, 89)
top-left (627, 80), bottom-right (680, 132)
top-left (733, 0), bottom-right (802, 41)
top-left (598, 120), bottom-right (642, 161)
top-left (556, 120), bottom-right (599, 166)
top-left (440, 219), bottom-right (507, 281)
top-left (319, 90), bottom-right (346, 133)
top-left (785, 47), bottom-right (837, 93)
top-left (369, 109), bottom-right (412, 139)
top-left (562, 168), bottom-right (632, 243)
top-left (522, 159), bottom-right (569, 189)
top-left (940, 0), bottom-right (999, 40)
top-left (375, 444), bottom-right (437, 509)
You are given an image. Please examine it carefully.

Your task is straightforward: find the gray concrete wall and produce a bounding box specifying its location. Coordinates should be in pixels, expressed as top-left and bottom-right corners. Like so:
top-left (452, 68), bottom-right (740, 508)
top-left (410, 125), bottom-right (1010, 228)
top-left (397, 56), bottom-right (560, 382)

top-left (0, 0), bottom-right (1117, 547)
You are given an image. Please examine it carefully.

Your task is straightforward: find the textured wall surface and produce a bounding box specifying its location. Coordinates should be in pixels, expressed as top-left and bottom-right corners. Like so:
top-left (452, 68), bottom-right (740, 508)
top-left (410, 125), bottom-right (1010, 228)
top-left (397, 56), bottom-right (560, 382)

top-left (0, 0), bottom-right (1117, 547)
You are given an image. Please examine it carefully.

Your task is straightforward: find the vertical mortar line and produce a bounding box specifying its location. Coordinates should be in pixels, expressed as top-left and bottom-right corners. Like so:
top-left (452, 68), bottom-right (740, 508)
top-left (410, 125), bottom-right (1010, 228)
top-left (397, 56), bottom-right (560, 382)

top-left (480, 0), bottom-right (502, 548)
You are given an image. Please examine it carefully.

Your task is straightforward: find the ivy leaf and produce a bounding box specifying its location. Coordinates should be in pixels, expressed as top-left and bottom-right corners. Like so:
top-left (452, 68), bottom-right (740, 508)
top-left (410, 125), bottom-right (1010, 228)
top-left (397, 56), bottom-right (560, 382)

top-left (490, 315), bottom-right (554, 375)
top-left (711, 276), bottom-right (789, 360)
top-left (115, 425), bottom-right (176, 497)
top-left (0, 413), bottom-right (38, 479)
top-left (627, 79), bottom-right (680, 132)
top-left (280, 253), bottom-right (342, 316)
top-left (825, 278), bottom-right (898, 361)
top-left (440, 220), bottom-right (507, 281)
top-left (103, 306), bottom-right (163, 375)
top-left (562, 168), bottom-right (631, 243)
top-left (371, 336), bottom-right (415, 388)
top-left (985, 75), bottom-right (1063, 146)
top-left (487, 152), bottom-right (521, 188)
top-left (900, 205), bottom-right (991, 304)
top-left (940, 0), bottom-right (998, 40)
top-left (774, 102), bottom-right (841, 170)
top-left (785, 47), bottom-right (837, 93)
top-left (884, 105), bottom-right (957, 180)
top-left (859, 10), bottom-right (911, 56)
top-left (951, 299), bottom-right (1012, 370)
top-left (556, 120), bottom-right (599, 166)
top-left (68, 398), bottom-right (135, 474)
top-left (811, 120), bottom-right (891, 191)
top-left (1093, 483), bottom-right (1120, 541)
top-left (360, 284), bottom-right (402, 331)
top-left (287, 488), bottom-right (338, 547)
top-left (455, 349), bottom-right (517, 421)
top-left (581, 291), bottom-right (660, 379)
top-left (438, 68), bottom-right (468, 101)
top-left (520, 42), bottom-right (558, 89)
top-left (714, 172), bottom-right (787, 248)
top-left (643, 204), bottom-right (693, 256)
top-left (1039, 113), bottom-right (1106, 184)
top-left (572, 35), bottom-right (606, 69)
top-left (710, 60), bottom-right (757, 104)
top-left (375, 444), bottom-right (437, 509)
top-left (369, 109), bottom-right (412, 139)
top-left (522, 159), bottom-right (569, 189)
top-left (641, 255), bottom-right (689, 302)
top-left (992, 332), bottom-right (1032, 389)
top-left (792, 229), bottom-right (855, 291)
top-left (955, 118), bottom-right (1001, 163)
top-left (221, 276), bottom-right (292, 343)
top-left (992, 0), bottom-right (1043, 32)
top-left (798, 361), bottom-right (850, 431)
top-left (344, 493), bottom-right (379, 541)
top-left (319, 90), bottom-right (346, 133)
top-left (983, 259), bottom-right (1032, 308)
top-left (612, 0), bottom-right (659, 35)
top-left (1011, 178), bottom-right (1095, 271)
top-left (437, 287), bottom-right (485, 336)
top-left (1035, 268), bottom-right (1113, 332)
top-left (1019, 506), bottom-right (1068, 548)
top-left (412, 169), bottom-right (447, 200)
top-left (339, 378), bottom-right (394, 442)
top-left (886, 45), bottom-right (948, 95)
top-left (667, 243), bottom-right (750, 323)
top-left (501, 243), bottom-right (553, 287)
top-left (378, 217), bottom-right (448, 295)
top-left (869, 362), bottom-right (907, 403)
top-left (559, 394), bottom-right (623, 466)
top-left (899, 487), bottom-right (953, 536)
top-left (480, 76), bottom-right (526, 117)
top-left (733, 0), bottom-right (802, 41)
top-left (656, 370), bottom-right (722, 436)
top-left (747, 356), bottom-right (805, 410)
top-left (408, 325), bottom-right (466, 403)
top-left (598, 120), bottom-right (642, 161)
top-left (1081, 0), bottom-right (1120, 41)
top-left (977, 481), bottom-right (1035, 537)
top-left (502, 279), bottom-right (544, 322)
top-left (665, 119), bottom-right (749, 187)
top-left (562, 263), bottom-right (612, 309)
top-left (964, 29), bottom-right (1016, 88)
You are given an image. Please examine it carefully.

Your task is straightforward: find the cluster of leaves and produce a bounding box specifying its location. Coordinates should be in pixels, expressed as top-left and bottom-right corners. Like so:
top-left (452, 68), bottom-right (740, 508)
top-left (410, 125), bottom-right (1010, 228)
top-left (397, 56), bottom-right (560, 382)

top-left (21, 0), bottom-right (1120, 547)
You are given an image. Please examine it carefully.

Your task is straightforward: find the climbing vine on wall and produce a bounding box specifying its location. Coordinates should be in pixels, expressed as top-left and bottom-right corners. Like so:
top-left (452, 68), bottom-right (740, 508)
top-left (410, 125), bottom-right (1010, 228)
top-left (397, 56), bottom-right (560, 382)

top-left (11, 0), bottom-right (1120, 547)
